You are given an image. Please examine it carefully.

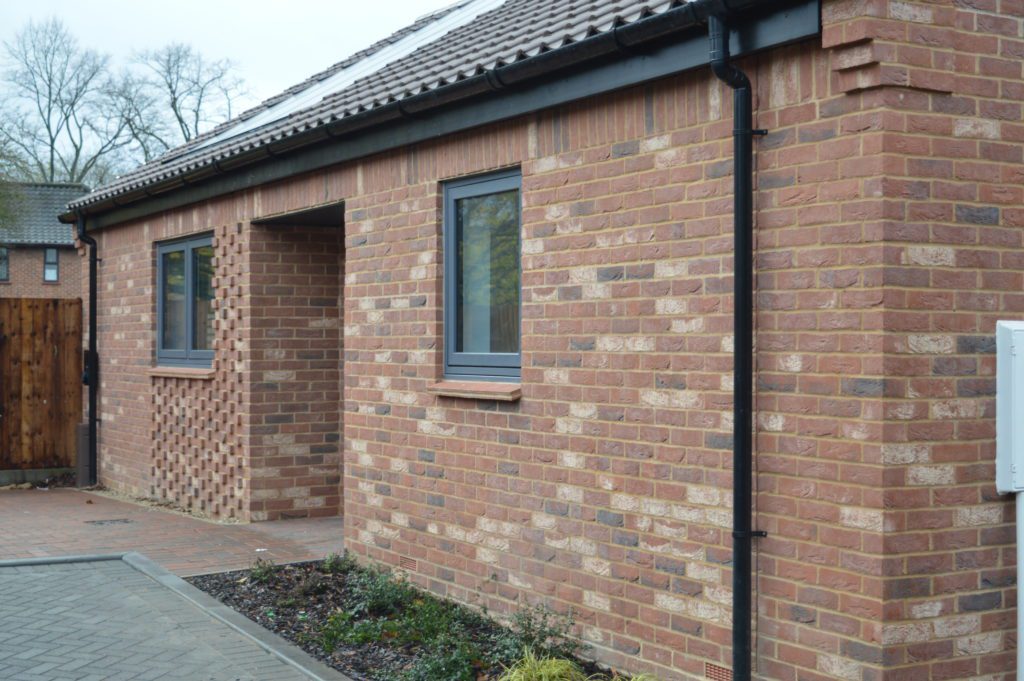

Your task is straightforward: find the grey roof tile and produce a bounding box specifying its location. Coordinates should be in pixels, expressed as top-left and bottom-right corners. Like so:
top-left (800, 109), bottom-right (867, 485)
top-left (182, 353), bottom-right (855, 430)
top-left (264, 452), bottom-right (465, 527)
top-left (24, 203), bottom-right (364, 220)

top-left (1, 183), bottom-right (88, 245)
top-left (70, 0), bottom-right (687, 213)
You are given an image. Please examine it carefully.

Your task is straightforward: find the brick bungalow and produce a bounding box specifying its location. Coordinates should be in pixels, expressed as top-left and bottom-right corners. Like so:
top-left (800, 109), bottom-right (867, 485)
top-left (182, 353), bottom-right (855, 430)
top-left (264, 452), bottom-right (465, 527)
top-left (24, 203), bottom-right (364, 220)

top-left (61, 1), bottom-right (1024, 679)
top-left (0, 182), bottom-right (85, 299)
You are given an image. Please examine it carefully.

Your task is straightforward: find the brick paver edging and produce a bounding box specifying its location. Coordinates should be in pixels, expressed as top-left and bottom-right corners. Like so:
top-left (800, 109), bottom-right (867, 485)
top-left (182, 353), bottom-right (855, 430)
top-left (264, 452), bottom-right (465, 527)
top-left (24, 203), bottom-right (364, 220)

top-left (0, 552), bottom-right (354, 681)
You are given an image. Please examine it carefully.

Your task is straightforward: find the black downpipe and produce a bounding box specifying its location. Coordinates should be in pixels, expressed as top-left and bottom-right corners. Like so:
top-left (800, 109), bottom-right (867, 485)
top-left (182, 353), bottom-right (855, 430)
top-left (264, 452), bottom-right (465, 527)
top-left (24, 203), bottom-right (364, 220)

top-left (75, 212), bottom-right (99, 486)
top-left (708, 14), bottom-right (763, 681)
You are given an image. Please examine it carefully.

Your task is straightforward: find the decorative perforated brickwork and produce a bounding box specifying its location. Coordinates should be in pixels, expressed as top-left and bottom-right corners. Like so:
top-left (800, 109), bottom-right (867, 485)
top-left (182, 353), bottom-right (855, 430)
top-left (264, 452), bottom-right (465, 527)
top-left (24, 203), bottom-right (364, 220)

top-left (150, 222), bottom-right (248, 519)
top-left (97, 212), bottom-right (344, 523)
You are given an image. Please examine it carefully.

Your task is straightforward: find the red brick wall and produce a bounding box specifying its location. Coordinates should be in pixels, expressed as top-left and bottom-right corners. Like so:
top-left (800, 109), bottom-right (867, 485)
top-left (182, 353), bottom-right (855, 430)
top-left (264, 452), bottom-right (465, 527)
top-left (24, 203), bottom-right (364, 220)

top-left (87, 1), bottom-right (1023, 679)
top-left (821, 1), bottom-right (1023, 679)
top-left (341, 2), bottom-right (1022, 679)
top-left (0, 246), bottom-right (82, 299)
top-left (342, 82), bottom-right (770, 679)
top-left (247, 225), bottom-right (344, 521)
top-left (95, 208), bottom-right (345, 521)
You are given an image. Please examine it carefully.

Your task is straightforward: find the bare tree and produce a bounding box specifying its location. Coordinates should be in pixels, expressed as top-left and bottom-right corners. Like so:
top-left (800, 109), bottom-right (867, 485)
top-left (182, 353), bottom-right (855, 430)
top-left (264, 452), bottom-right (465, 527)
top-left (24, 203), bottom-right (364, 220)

top-left (0, 19), bottom-right (248, 183)
top-left (0, 18), bottom-right (134, 184)
top-left (135, 43), bottom-right (246, 147)
top-left (0, 136), bottom-right (27, 180)
top-left (106, 70), bottom-right (173, 164)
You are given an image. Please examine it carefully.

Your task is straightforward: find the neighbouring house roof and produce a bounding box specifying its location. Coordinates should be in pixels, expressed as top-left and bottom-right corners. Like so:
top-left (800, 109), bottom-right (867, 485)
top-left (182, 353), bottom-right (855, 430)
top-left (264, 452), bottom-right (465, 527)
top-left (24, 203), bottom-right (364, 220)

top-left (1, 183), bottom-right (88, 246)
top-left (65, 0), bottom-right (799, 221)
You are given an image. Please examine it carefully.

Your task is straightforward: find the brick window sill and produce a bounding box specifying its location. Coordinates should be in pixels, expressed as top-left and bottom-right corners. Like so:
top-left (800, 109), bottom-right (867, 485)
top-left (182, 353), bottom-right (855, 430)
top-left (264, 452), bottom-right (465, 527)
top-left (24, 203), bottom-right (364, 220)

top-left (427, 380), bottom-right (521, 402)
top-left (148, 366), bottom-right (216, 380)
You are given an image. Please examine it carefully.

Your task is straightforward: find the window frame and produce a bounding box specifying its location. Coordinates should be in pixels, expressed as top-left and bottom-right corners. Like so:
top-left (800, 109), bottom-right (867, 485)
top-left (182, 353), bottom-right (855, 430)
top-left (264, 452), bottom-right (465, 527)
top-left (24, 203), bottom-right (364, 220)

top-left (43, 247), bottom-right (59, 282)
top-left (156, 234), bottom-right (215, 367)
top-left (443, 168), bottom-right (522, 382)
top-left (0, 247), bottom-right (8, 282)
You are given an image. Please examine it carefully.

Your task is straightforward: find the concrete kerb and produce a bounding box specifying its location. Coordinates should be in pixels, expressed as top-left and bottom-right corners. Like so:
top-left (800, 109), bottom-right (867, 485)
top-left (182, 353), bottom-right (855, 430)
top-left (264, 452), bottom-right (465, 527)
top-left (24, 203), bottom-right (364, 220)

top-left (0, 553), bottom-right (125, 567)
top-left (0, 552), bottom-right (354, 681)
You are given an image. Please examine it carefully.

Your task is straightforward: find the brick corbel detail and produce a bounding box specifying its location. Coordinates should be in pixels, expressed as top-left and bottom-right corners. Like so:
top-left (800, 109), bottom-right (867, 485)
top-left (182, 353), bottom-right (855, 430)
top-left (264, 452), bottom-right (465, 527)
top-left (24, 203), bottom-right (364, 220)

top-left (823, 2), bottom-right (958, 94)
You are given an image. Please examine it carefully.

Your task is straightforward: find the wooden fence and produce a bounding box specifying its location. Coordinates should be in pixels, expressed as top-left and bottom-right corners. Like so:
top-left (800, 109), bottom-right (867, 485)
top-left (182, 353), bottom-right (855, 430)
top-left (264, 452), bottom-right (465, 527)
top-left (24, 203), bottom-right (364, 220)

top-left (0, 298), bottom-right (83, 470)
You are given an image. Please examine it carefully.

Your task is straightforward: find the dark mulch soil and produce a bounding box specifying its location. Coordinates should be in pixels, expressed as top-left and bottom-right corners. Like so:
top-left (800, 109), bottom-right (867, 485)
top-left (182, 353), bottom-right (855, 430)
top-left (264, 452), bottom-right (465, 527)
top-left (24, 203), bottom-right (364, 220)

top-left (190, 562), bottom-right (391, 680)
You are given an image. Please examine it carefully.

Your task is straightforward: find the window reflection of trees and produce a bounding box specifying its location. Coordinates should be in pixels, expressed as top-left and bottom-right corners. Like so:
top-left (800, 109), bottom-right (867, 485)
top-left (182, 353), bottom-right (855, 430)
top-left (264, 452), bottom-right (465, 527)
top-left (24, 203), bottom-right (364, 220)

top-left (162, 250), bottom-right (186, 350)
top-left (193, 246), bottom-right (214, 350)
top-left (456, 189), bottom-right (519, 354)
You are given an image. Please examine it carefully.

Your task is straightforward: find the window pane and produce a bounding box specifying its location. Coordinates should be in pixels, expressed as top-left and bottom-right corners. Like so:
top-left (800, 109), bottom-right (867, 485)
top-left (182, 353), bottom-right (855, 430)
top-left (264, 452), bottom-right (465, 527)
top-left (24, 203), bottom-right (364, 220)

top-left (161, 250), bottom-right (186, 350)
top-left (192, 245), bottom-right (214, 351)
top-left (43, 249), bottom-right (58, 282)
top-left (455, 189), bottom-right (519, 354)
top-left (0, 248), bottom-right (7, 280)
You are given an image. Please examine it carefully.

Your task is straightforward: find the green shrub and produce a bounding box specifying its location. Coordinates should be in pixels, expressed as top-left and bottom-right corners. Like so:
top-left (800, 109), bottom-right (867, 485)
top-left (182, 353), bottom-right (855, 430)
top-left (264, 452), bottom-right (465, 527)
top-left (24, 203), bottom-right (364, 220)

top-left (322, 552), bottom-right (354, 574)
top-left (248, 557), bottom-right (277, 584)
top-left (398, 596), bottom-right (472, 646)
top-left (321, 585), bottom-right (471, 652)
top-left (294, 572), bottom-right (326, 597)
top-left (344, 565), bottom-right (417, 618)
top-left (400, 636), bottom-right (479, 681)
top-left (320, 611), bottom-right (398, 651)
top-left (486, 605), bottom-right (581, 666)
top-left (498, 649), bottom-right (588, 681)
top-left (314, 563), bottom-right (610, 681)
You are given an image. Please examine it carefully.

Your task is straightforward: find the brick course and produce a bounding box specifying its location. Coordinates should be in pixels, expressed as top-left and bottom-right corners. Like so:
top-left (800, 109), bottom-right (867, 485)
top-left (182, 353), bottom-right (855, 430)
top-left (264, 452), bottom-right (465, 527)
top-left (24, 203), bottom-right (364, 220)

top-left (85, 1), bottom-right (1023, 679)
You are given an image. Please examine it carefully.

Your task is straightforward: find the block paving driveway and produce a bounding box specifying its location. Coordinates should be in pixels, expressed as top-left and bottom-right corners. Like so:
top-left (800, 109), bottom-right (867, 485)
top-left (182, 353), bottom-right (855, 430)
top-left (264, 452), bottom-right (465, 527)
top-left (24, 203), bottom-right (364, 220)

top-left (0, 489), bottom-right (343, 575)
top-left (0, 489), bottom-right (349, 680)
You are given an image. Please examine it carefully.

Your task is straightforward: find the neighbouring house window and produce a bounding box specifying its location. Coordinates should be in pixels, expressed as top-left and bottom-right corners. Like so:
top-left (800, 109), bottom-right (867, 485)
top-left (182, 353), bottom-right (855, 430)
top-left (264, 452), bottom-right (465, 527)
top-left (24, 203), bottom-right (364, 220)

top-left (43, 248), bottom-right (58, 282)
top-left (156, 234), bottom-right (214, 366)
top-left (443, 169), bottom-right (521, 381)
top-left (0, 248), bottom-right (7, 281)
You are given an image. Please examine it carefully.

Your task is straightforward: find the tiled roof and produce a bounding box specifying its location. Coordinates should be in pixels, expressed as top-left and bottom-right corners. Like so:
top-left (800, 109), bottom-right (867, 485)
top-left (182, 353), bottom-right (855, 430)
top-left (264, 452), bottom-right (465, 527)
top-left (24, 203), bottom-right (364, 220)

top-left (69, 0), bottom-right (697, 213)
top-left (2, 183), bottom-right (88, 245)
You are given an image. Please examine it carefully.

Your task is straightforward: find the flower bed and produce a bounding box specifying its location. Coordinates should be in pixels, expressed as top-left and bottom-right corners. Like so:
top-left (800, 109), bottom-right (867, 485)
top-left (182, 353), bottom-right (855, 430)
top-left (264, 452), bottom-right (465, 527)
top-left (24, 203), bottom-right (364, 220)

top-left (187, 555), bottom-right (654, 681)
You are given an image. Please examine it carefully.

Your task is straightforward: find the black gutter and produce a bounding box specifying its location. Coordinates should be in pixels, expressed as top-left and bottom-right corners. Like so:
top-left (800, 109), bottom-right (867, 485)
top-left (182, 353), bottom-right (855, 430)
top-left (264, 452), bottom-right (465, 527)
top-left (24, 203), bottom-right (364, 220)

top-left (75, 212), bottom-right (99, 486)
top-left (708, 12), bottom-right (764, 681)
top-left (60, 0), bottom-right (820, 228)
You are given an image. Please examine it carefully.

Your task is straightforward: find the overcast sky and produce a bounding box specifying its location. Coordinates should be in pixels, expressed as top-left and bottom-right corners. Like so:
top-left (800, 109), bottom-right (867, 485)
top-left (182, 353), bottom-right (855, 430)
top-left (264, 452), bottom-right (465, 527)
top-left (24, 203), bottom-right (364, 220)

top-left (0, 0), bottom-right (457, 108)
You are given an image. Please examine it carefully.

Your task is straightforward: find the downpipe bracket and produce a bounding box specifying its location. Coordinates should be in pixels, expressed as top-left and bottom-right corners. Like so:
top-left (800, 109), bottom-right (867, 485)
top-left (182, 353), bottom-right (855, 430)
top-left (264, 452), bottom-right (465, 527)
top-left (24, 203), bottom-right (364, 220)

top-left (732, 530), bottom-right (767, 539)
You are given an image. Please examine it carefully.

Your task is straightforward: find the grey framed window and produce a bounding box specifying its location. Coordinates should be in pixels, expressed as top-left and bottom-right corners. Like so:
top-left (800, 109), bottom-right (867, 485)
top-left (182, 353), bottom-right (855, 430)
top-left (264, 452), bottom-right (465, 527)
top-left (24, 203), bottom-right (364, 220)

top-left (156, 234), bottom-right (214, 366)
top-left (43, 248), bottom-right (58, 282)
top-left (443, 168), bottom-right (521, 381)
top-left (0, 248), bottom-right (7, 281)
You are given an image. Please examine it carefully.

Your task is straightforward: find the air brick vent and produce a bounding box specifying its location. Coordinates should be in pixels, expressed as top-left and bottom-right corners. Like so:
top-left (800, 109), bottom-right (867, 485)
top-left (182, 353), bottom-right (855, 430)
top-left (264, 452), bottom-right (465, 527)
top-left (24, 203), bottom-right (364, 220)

top-left (705, 662), bottom-right (732, 681)
top-left (399, 556), bottom-right (418, 572)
